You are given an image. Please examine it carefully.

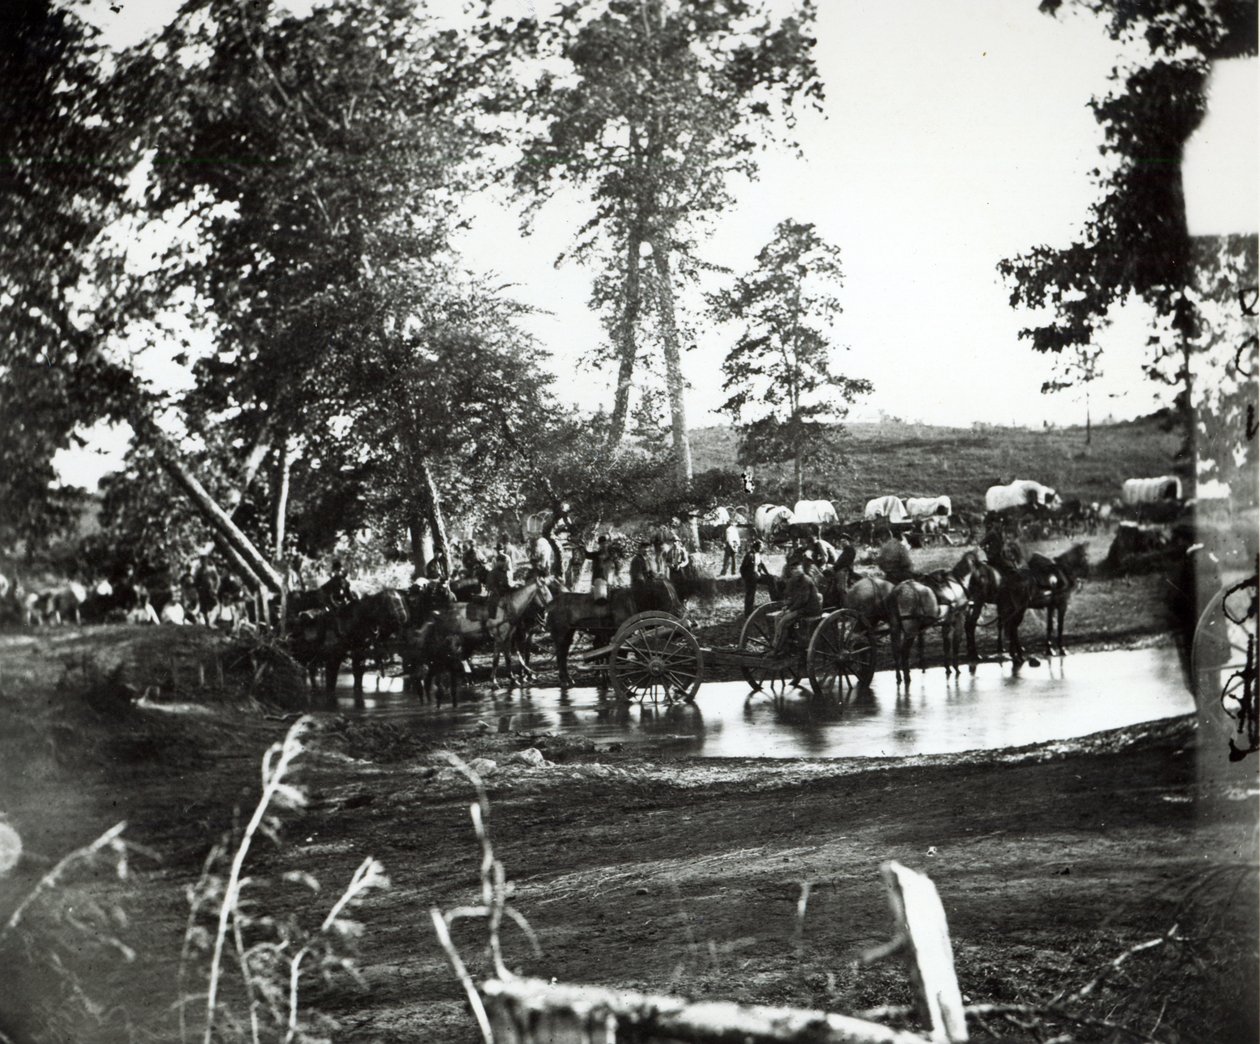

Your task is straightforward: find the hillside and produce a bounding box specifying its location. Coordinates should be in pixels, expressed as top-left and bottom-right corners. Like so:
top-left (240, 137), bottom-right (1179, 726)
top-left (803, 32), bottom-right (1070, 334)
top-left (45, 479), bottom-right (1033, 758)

top-left (689, 415), bottom-right (1182, 515)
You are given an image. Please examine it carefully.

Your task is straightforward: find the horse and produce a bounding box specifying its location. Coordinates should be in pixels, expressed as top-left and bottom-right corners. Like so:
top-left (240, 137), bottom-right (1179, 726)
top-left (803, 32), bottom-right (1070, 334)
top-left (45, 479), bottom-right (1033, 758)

top-left (399, 618), bottom-right (468, 703)
top-left (980, 530), bottom-right (1090, 668)
top-left (432, 575), bottom-right (555, 688)
top-left (888, 571), bottom-right (969, 684)
top-left (548, 578), bottom-right (683, 686)
top-left (952, 549), bottom-right (1004, 670)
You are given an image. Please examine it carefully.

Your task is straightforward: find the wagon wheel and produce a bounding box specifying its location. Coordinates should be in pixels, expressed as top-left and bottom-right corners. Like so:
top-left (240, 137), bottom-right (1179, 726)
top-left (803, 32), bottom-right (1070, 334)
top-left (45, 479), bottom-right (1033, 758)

top-left (739, 601), bottom-right (792, 694)
top-left (807, 609), bottom-right (875, 699)
top-left (1191, 581), bottom-right (1258, 758)
top-left (609, 613), bottom-right (703, 704)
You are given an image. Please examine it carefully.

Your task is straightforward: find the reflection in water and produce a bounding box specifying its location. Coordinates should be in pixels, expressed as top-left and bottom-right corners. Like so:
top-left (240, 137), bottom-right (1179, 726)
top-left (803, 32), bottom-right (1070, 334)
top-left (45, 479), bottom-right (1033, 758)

top-left (331, 644), bottom-right (1194, 761)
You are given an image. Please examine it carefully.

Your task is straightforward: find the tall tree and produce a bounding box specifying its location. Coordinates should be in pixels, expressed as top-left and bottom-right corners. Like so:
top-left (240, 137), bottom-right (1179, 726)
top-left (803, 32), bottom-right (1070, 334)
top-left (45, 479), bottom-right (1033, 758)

top-left (488, 0), bottom-right (824, 461)
top-left (116, 0), bottom-right (497, 562)
top-left (998, 0), bottom-right (1257, 499)
top-left (711, 220), bottom-right (872, 501)
top-left (0, 0), bottom-right (140, 551)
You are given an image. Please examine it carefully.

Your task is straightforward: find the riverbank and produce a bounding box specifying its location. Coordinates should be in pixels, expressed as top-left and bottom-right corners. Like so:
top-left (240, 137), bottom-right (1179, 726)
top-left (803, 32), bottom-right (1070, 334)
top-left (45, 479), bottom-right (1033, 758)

top-left (1, 622), bottom-right (1256, 1042)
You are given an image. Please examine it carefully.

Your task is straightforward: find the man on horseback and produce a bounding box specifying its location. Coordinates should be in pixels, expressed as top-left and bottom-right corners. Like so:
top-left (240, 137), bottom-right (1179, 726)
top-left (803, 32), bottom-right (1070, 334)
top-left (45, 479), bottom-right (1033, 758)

top-left (322, 559), bottom-right (353, 609)
top-left (486, 543), bottom-right (515, 598)
top-left (877, 529), bottom-right (914, 585)
top-left (541, 501), bottom-right (572, 576)
top-left (582, 534), bottom-right (615, 605)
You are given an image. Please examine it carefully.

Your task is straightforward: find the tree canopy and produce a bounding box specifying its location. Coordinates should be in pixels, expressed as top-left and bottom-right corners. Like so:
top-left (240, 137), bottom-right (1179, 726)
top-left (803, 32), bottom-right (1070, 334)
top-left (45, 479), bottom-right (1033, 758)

top-left (711, 220), bottom-right (871, 500)
top-left (486, 0), bottom-right (824, 454)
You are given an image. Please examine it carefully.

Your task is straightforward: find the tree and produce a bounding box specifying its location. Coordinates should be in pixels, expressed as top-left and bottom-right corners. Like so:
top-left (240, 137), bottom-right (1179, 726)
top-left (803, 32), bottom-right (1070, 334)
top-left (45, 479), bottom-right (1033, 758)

top-left (0, 0), bottom-right (142, 552)
top-left (998, 0), bottom-right (1257, 498)
top-left (1041, 339), bottom-right (1106, 446)
top-left (711, 220), bottom-right (872, 501)
top-left (487, 0), bottom-right (825, 462)
top-left (114, 0), bottom-right (502, 568)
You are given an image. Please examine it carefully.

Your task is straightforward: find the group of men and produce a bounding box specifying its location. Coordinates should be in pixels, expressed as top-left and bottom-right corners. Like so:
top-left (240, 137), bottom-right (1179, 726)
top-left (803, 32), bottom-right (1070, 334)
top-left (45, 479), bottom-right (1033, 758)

top-left (740, 527), bottom-right (911, 656)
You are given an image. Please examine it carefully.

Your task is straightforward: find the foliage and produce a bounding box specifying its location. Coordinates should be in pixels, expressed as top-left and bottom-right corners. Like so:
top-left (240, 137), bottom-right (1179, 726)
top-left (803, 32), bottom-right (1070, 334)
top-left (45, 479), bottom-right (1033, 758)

top-left (485, 0), bottom-right (825, 444)
top-left (180, 719), bottom-right (388, 1044)
top-left (0, 0), bottom-right (143, 552)
top-left (711, 220), bottom-right (872, 497)
top-left (104, 0), bottom-right (553, 561)
top-left (0, 821), bottom-right (145, 1044)
top-left (997, 0), bottom-right (1257, 490)
top-left (1186, 234), bottom-right (1258, 502)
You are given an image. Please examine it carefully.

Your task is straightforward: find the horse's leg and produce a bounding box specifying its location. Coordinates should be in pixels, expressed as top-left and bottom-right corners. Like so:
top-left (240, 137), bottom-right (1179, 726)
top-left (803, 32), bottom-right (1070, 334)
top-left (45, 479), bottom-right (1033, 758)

top-left (1055, 598), bottom-right (1068, 656)
top-left (917, 626), bottom-right (927, 675)
top-left (965, 601), bottom-right (980, 672)
top-left (554, 625), bottom-right (574, 686)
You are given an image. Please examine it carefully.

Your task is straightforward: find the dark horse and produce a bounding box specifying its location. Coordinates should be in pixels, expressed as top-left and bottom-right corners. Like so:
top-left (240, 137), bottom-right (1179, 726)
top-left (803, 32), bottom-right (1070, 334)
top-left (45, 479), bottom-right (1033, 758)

top-left (952, 549), bottom-right (1004, 671)
top-left (980, 530), bottom-right (1090, 669)
top-left (548, 574), bottom-right (683, 686)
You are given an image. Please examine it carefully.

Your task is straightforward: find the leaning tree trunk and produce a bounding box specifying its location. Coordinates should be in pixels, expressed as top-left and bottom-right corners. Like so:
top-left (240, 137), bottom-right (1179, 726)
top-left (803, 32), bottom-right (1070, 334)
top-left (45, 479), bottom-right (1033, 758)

top-left (272, 433), bottom-right (292, 632)
top-left (606, 225), bottom-right (645, 448)
top-left (138, 420), bottom-right (284, 593)
top-left (651, 241), bottom-right (700, 550)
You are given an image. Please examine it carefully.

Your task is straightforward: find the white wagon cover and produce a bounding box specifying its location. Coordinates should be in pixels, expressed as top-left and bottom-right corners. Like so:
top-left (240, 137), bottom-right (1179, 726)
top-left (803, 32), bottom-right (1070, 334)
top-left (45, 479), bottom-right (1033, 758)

top-left (863, 495), bottom-right (908, 522)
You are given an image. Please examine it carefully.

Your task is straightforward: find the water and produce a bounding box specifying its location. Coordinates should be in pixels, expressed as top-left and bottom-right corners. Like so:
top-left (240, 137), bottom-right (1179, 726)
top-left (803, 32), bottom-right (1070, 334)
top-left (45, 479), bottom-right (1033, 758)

top-left (328, 645), bottom-right (1195, 760)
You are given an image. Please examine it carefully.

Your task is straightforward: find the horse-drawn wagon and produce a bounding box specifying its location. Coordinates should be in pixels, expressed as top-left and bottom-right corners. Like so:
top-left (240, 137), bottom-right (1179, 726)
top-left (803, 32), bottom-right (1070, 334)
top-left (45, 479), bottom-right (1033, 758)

top-left (566, 603), bottom-right (874, 703)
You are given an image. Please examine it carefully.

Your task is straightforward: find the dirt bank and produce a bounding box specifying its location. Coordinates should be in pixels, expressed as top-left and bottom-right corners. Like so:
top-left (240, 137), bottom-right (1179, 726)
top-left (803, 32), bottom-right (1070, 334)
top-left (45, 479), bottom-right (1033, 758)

top-left (1, 628), bottom-right (1257, 1043)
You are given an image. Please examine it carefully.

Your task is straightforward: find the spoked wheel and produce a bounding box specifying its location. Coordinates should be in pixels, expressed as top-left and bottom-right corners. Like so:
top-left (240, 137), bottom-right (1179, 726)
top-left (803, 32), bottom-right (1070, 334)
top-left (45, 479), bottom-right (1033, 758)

top-left (608, 612), bottom-right (703, 703)
top-left (807, 609), bottom-right (874, 699)
top-left (1192, 581), bottom-right (1258, 759)
top-left (739, 601), bottom-right (792, 695)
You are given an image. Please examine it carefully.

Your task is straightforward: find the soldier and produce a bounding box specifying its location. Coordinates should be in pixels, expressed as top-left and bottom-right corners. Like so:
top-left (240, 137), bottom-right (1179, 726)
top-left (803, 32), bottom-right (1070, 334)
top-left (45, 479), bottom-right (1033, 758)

top-left (486, 544), bottom-right (514, 598)
top-left (877, 529), bottom-right (914, 585)
top-left (721, 520), bottom-right (741, 576)
top-left (740, 539), bottom-right (772, 617)
top-left (773, 560), bottom-right (822, 655)
top-left (584, 534), bottom-right (615, 604)
top-left (322, 559), bottom-right (353, 608)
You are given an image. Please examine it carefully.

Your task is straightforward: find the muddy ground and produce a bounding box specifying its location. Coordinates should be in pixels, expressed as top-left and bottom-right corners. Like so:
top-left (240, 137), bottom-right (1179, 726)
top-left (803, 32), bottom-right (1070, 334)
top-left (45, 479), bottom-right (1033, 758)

top-left (1, 620), bottom-right (1258, 1043)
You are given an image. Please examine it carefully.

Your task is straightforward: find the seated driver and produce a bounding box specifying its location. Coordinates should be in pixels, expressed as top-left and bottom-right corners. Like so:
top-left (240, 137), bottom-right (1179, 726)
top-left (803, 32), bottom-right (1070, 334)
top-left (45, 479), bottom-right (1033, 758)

top-left (773, 560), bottom-right (822, 655)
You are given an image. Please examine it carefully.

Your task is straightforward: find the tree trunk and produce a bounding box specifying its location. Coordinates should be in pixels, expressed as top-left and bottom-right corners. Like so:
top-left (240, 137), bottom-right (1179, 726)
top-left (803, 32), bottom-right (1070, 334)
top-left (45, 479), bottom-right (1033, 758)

top-left (1181, 341), bottom-right (1199, 503)
top-left (272, 434), bottom-right (292, 632)
top-left (421, 463), bottom-right (451, 577)
top-left (607, 227), bottom-right (645, 448)
top-left (272, 434), bottom-right (291, 563)
top-left (144, 431), bottom-right (284, 593)
top-left (651, 242), bottom-right (700, 550)
top-left (794, 452), bottom-right (804, 504)
top-left (194, 424), bottom-right (274, 558)
top-left (1085, 388), bottom-right (1092, 447)
top-left (409, 516), bottom-right (434, 574)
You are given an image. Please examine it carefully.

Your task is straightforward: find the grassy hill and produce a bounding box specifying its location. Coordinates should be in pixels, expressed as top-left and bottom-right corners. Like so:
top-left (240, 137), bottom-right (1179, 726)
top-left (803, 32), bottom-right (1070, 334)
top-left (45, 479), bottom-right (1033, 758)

top-left (689, 415), bottom-right (1182, 516)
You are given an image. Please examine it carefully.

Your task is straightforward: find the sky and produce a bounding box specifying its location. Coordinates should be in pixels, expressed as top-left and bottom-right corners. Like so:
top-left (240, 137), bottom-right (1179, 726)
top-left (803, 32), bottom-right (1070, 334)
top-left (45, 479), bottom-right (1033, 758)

top-left (54, 0), bottom-right (1259, 487)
